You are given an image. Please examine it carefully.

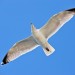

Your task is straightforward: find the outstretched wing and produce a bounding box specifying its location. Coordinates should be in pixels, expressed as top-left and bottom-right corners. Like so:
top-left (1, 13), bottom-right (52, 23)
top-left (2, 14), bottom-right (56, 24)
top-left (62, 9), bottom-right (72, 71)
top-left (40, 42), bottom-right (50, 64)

top-left (40, 8), bottom-right (75, 39)
top-left (1, 36), bottom-right (38, 65)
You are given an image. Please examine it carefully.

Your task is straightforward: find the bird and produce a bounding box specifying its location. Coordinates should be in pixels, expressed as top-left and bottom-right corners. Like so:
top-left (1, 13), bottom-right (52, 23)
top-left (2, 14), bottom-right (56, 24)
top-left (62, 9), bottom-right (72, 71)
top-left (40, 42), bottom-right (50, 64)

top-left (1, 8), bottom-right (75, 65)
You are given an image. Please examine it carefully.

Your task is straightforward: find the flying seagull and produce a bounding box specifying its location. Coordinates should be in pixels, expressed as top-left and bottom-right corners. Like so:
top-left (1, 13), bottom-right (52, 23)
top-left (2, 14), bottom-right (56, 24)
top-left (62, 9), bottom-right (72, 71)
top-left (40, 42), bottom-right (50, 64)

top-left (1, 8), bottom-right (75, 65)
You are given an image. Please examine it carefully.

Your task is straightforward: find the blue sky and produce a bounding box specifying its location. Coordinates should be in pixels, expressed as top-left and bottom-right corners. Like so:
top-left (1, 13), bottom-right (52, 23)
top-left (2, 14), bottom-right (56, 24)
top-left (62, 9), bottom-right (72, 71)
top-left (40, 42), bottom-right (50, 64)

top-left (0, 0), bottom-right (75, 75)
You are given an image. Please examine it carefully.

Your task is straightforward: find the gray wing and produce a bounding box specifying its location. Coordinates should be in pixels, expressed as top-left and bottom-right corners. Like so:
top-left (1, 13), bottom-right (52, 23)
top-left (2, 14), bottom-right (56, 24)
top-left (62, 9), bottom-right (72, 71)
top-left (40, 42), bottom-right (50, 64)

top-left (1, 36), bottom-right (38, 65)
top-left (40, 8), bottom-right (75, 39)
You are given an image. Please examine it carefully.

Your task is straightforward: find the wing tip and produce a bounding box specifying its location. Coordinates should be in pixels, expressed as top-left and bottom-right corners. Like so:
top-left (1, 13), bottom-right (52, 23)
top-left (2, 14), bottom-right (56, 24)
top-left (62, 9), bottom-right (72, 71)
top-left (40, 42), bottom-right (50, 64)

top-left (1, 54), bottom-right (9, 65)
top-left (1, 62), bottom-right (5, 65)
top-left (66, 8), bottom-right (75, 12)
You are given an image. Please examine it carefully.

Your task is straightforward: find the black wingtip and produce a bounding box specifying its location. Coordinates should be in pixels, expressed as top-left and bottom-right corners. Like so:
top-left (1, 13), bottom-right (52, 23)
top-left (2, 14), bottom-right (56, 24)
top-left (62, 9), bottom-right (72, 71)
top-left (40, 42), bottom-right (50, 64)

top-left (66, 8), bottom-right (75, 12)
top-left (1, 54), bottom-right (9, 65)
top-left (1, 62), bottom-right (5, 65)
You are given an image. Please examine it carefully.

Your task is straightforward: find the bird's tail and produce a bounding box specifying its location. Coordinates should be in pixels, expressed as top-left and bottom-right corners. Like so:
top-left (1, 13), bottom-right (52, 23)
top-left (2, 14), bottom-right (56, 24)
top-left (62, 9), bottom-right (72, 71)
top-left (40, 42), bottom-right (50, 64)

top-left (43, 44), bottom-right (55, 56)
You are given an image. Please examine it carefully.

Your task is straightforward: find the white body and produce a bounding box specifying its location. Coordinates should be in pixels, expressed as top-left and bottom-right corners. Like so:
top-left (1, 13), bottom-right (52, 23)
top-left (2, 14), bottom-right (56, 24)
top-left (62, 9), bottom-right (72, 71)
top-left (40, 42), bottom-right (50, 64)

top-left (31, 25), bottom-right (55, 56)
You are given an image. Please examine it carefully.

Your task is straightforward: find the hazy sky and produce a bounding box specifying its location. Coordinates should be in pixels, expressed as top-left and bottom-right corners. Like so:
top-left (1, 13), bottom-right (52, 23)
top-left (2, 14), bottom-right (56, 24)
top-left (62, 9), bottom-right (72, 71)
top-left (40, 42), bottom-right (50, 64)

top-left (0, 0), bottom-right (75, 75)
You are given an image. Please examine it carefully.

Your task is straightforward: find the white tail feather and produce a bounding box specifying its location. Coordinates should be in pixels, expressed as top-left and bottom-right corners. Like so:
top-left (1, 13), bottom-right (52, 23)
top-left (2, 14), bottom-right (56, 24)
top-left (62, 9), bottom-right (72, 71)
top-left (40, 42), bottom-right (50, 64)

top-left (43, 45), bottom-right (55, 56)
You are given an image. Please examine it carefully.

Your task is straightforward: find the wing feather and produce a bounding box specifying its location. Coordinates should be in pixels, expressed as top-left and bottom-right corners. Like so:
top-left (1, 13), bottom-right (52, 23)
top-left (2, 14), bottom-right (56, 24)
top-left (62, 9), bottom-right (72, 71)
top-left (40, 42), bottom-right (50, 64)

top-left (2, 36), bottom-right (38, 64)
top-left (40, 9), bottom-right (75, 39)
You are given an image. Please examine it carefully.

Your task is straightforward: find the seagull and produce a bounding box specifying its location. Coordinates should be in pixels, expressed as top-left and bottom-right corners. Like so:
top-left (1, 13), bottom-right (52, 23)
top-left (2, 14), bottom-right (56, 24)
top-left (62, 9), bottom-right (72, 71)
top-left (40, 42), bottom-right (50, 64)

top-left (1, 8), bottom-right (75, 65)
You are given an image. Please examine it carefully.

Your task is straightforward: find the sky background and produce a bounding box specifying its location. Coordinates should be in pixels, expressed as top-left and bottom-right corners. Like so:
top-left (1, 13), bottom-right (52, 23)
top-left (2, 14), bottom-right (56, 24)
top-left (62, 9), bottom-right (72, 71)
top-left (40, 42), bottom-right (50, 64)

top-left (0, 0), bottom-right (75, 75)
